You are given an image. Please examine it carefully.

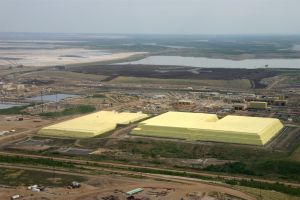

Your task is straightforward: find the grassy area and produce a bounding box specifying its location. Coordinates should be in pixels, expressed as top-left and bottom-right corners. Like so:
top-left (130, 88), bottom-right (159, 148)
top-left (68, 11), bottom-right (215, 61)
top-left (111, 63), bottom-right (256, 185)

top-left (27, 70), bottom-right (108, 82)
top-left (2, 153), bottom-right (300, 198)
top-left (205, 162), bottom-right (256, 175)
top-left (35, 136), bottom-right (300, 181)
top-left (227, 179), bottom-right (300, 197)
top-left (204, 160), bottom-right (300, 182)
top-left (0, 167), bottom-right (85, 187)
top-left (39, 105), bottom-right (95, 117)
top-left (290, 143), bottom-right (300, 161)
top-left (235, 186), bottom-right (300, 200)
top-left (115, 139), bottom-right (282, 161)
top-left (74, 137), bottom-right (300, 181)
top-left (109, 76), bottom-right (252, 89)
top-left (0, 104), bottom-right (31, 115)
top-left (0, 155), bottom-right (75, 168)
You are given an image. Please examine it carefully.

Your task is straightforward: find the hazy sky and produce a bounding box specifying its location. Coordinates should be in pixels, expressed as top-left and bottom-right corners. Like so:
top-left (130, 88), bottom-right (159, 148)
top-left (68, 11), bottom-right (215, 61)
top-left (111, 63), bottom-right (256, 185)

top-left (0, 0), bottom-right (299, 35)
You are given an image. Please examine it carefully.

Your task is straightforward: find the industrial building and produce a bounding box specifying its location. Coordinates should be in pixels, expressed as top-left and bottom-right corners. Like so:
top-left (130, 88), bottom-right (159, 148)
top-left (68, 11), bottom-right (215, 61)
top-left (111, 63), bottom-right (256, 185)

top-left (39, 111), bottom-right (148, 138)
top-left (245, 95), bottom-right (288, 106)
top-left (132, 111), bottom-right (283, 145)
top-left (248, 101), bottom-right (268, 109)
top-left (232, 103), bottom-right (247, 111)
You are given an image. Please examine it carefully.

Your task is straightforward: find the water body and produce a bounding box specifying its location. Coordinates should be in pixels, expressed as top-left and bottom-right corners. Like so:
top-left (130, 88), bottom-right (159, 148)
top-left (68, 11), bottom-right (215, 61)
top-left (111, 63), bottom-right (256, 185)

top-left (122, 56), bottom-right (300, 69)
top-left (27, 94), bottom-right (79, 102)
top-left (0, 103), bottom-right (26, 109)
top-left (143, 43), bottom-right (193, 49)
top-left (293, 45), bottom-right (300, 51)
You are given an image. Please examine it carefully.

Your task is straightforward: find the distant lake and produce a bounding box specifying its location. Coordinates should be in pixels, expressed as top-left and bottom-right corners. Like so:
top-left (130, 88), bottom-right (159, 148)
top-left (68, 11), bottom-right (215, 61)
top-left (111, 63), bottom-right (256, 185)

top-left (293, 45), bottom-right (300, 51)
top-left (27, 94), bottom-right (79, 102)
top-left (122, 56), bottom-right (300, 69)
top-left (0, 103), bottom-right (26, 109)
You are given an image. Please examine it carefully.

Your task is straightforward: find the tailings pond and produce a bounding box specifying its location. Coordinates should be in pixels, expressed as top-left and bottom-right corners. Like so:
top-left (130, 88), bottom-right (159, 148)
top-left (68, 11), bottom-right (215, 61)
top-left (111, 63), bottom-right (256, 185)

top-left (121, 56), bottom-right (300, 69)
top-left (26, 94), bottom-right (79, 102)
top-left (0, 103), bottom-right (27, 109)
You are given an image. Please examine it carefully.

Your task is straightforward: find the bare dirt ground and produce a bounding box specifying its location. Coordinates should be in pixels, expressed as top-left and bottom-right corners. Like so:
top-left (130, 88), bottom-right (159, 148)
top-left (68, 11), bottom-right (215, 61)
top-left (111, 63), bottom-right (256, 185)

top-left (0, 47), bottom-right (145, 67)
top-left (0, 168), bottom-right (256, 200)
top-left (70, 64), bottom-right (279, 89)
top-left (0, 115), bottom-right (52, 146)
top-left (0, 115), bottom-right (50, 132)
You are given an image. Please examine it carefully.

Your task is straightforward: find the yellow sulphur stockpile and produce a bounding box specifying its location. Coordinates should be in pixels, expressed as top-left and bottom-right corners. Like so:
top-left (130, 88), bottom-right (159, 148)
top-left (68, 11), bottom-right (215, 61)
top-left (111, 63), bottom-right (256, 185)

top-left (132, 111), bottom-right (283, 145)
top-left (39, 111), bottom-right (148, 138)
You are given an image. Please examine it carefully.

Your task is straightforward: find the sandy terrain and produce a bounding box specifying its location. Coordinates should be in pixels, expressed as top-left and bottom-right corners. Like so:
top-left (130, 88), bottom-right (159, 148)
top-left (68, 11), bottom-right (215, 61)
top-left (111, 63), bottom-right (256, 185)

top-left (0, 115), bottom-right (50, 133)
top-left (0, 174), bottom-right (256, 200)
top-left (0, 115), bottom-right (52, 146)
top-left (0, 48), bottom-right (144, 67)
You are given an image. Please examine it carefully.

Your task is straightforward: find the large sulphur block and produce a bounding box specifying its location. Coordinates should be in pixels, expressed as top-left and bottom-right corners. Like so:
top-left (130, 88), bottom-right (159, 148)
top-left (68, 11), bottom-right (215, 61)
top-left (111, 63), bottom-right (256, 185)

top-left (132, 111), bottom-right (283, 145)
top-left (39, 111), bottom-right (148, 138)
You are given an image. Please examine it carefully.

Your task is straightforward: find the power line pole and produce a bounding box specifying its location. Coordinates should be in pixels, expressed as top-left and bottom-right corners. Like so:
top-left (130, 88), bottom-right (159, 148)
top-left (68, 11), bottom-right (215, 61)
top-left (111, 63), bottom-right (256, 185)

top-left (41, 91), bottom-right (44, 113)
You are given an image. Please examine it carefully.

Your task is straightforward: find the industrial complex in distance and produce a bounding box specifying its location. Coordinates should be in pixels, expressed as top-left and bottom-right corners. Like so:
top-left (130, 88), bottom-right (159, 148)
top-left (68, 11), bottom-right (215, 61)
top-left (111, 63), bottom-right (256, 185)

top-left (40, 110), bottom-right (283, 146)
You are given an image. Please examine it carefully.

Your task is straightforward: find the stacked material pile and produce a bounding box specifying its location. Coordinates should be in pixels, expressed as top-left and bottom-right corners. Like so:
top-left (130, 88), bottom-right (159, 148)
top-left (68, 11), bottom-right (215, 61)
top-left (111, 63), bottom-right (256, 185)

top-left (132, 111), bottom-right (283, 145)
top-left (39, 111), bottom-right (148, 138)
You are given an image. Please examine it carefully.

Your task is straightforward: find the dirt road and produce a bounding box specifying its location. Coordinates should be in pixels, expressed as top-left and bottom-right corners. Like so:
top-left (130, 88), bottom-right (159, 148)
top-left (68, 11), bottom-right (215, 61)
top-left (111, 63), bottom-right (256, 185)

top-left (0, 163), bottom-right (257, 200)
top-left (0, 151), bottom-right (299, 189)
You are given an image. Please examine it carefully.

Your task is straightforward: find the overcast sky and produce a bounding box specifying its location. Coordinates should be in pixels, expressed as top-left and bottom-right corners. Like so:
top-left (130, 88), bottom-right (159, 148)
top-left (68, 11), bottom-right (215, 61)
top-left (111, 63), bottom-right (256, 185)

top-left (0, 0), bottom-right (299, 35)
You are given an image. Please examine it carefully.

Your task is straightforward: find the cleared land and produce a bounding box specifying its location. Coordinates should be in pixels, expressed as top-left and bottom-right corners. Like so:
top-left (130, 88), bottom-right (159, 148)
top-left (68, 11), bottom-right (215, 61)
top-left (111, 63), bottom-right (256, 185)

top-left (110, 76), bottom-right (252, 89)
top-left (19, 70), bottom-right (108, 83)
top-left (0, 165), bottom-right (256, 200)
top-left (0, 45), bottom-right (145, 67)
top-left (39, 111), bottom-right (148, 138)
top-left (132, 111), bottom-right (283, 145)
top-left (70, 64), bottom-right (279, 88)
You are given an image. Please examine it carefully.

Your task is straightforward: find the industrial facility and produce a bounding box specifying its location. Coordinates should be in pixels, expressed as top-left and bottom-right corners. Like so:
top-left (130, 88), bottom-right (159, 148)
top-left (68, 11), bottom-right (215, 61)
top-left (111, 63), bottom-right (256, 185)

top-left (39, 111), bottom-right (148, 138)
top-left (248, 101), bottom-right (268, 110)
top-left (132, 111), bottom-right (283, 145)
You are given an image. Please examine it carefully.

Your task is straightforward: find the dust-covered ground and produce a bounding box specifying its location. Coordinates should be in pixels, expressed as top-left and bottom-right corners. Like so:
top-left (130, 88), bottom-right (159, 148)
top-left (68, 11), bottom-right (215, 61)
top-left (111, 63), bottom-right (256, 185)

top-left (0, 170), bottom-right (255, 200)
top-left (0, 46), bottom-right (144, 67)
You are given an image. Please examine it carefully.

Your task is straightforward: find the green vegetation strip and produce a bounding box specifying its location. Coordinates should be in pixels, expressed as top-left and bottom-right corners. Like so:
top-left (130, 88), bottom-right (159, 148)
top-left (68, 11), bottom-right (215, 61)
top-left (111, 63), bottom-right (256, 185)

top-left (1, 155), bottom-right (300, 197)
top-left (0, 104), bottom-right (31, 115)
top-left (204, 160), bottom-right (300, 181)
top-left (0, 167), bottom-right (85, 187)
top-left (39, 105), bottom-right (95, 117)
top-left (0, 155), bottom-right (75, 169)
top-left (88, 162), bottom-right (300, 197)
top-left (90, 162), bottom-right (213, 181)
top-left (89, 94), bottom-right (106, 98)
top-left (227, 179), bottom-right (300, 197)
